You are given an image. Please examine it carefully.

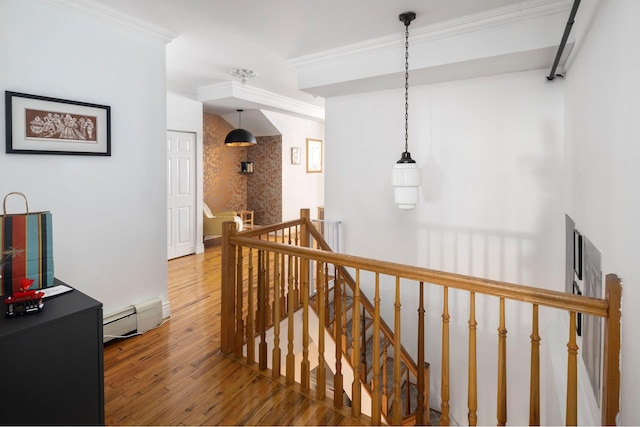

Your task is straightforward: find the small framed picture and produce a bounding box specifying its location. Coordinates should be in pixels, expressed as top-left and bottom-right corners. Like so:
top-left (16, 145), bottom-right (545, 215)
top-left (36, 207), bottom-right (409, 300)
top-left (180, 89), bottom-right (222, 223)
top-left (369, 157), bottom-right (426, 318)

top-left (291, 147), bottom-right (301, 165)
top-left (573, 229), bottom-right (583, 280)
top-left (5, 91), bottom-right (111, 156)
top-left (306, 138), bottom-right (322, 173)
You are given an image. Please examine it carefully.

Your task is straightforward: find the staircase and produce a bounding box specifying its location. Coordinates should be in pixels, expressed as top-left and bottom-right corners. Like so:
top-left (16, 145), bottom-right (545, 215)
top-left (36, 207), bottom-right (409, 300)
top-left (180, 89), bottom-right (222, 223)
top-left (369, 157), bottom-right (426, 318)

top-left (309, 221), bottom-right (433, 425)
top-left (314, 280), bottom-right (424, 421)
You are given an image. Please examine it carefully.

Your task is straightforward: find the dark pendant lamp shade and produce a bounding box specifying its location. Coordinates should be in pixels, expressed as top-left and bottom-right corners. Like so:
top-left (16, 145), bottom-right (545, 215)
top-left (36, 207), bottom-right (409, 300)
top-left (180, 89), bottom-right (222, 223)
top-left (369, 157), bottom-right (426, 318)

top-left (225, 109), bottom-right (257, 146)
top-left (225, 128), bottom-right (257, 146)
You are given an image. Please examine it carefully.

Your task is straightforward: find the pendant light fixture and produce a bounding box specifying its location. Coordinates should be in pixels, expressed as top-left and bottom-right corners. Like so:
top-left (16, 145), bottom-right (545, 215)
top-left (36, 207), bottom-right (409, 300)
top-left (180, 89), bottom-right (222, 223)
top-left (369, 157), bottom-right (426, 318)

top-left (225, 109), bottom-right (257, 146)
top-left (392, 12), bottom-right (422, 210)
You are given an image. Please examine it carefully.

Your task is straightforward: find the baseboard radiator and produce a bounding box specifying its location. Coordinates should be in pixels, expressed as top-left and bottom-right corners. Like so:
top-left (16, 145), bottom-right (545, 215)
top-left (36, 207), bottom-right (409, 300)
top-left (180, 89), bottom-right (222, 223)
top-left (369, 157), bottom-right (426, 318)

top-left (103, 297), bottom-right (163, 343)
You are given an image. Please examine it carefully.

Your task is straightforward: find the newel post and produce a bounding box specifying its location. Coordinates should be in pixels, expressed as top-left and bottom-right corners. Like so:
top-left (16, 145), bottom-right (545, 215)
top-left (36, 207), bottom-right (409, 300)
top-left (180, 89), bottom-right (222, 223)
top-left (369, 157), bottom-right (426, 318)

top-left (221, 221), bottom-right (238, 355)
top-left (601, 274), bottom-right (622, 426)
top-left (299, 208), bottom-right (311, 390)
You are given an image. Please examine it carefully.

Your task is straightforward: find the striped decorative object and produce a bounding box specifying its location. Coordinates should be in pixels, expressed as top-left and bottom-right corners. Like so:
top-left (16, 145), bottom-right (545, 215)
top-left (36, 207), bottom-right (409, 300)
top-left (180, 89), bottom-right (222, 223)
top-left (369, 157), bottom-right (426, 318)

top-left (0, 192), bottom-right (54, 296)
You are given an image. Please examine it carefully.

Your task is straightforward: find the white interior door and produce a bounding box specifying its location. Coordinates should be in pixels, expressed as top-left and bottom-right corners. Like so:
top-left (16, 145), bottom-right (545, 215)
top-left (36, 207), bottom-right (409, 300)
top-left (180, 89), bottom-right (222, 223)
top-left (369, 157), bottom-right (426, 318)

top-left (167, 131), bottom-right (197, 260)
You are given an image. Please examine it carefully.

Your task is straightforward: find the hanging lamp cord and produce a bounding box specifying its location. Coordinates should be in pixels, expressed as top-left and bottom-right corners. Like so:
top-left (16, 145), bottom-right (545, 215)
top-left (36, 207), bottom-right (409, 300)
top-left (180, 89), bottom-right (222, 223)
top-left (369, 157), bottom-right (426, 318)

top-left (404, 22), bottom-right (410, 154)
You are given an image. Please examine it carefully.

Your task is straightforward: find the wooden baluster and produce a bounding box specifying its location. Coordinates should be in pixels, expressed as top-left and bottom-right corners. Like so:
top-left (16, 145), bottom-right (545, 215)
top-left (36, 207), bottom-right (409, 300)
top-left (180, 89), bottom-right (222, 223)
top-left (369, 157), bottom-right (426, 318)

top-left (272, 253), bottom-right (281, 379)
top-left (280, 250), bottom-right (286, 319)
top-left (220, 222), bottom-right (237, 355)
top-left (405, 369), bottom-right (411, 417)
top-left (300, 264), bottom-right (310, 390)
top-left (566, 311), bottom-right (578, 426)
top-left (334, 268), bottom-right (344, 408)
top-left (264, 251), bottom-right (271, 328)
top-left (417, 282), bottom-right (426, 426)
top-left (602, 274), bottom-right (622, 426)
top-left (351, 269), bottom-right (362, 416)
top-left (246, 248), bottom-right (255, 365)
top-left (468, 291), bottom-right (477, 426)
top-left (361, 306), bottom-right (367, 382)
top-left (300, 211), bottom-right (310, 391)
top-left (294, 242), bottom-right (300, 309)
top-left (341, 276), bottom-right (347, 352)
top-left (257, 250), bottom-right (267, 371)
top-left (316, 261), bottom-right (326, 401)
top-left (382, 337), bottom-right (389, 417)
top-left (286, 254), bottom-right (295, 385)
top-left (497, 298), bottom-right (508, 426)
top-left (440, 286), bottom-right (450, 426)
top-left (372, 273), bottom-right (382, 425)
top-left (392, 277), bottom-right (402, 425)
top-left (529, 304), bottom-right (540, 426)
top-left (324, 263), bottom-right (330, 327)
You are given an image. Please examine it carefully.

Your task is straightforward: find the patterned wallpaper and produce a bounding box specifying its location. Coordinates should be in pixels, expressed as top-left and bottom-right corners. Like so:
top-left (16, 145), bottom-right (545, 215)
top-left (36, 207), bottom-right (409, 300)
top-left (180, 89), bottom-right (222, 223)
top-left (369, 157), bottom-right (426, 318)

top-left (203, 113), bottom-right (282, 226)
top-left (247, 135), bottom-right (282, 225)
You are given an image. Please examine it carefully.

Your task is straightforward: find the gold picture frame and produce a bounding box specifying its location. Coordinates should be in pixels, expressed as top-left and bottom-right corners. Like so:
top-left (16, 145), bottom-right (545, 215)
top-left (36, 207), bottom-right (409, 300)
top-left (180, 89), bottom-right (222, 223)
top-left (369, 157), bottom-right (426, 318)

top-left (306, 138), bottom-right (322, 173)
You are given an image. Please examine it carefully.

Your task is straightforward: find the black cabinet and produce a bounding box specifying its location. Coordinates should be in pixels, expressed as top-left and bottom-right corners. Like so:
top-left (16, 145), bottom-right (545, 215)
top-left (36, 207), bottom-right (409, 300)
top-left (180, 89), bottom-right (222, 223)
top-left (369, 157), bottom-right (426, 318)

top-left (0, 280), bottom-right (104, 425)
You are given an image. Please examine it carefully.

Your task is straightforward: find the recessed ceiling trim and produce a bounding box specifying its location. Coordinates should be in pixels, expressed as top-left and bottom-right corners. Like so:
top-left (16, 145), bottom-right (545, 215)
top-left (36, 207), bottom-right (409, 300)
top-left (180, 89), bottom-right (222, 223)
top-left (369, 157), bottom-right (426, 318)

top-left (197, 82), bottom-right (325, 120)
top-left (44, 0), bottom-right (178, 43)
top-left (290, 0), bottom-right (571, 67)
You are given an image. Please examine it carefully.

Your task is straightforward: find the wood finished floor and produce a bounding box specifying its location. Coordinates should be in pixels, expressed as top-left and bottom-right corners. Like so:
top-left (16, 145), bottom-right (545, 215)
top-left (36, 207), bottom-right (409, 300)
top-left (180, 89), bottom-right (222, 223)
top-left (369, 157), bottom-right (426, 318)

top-left (103, 242), bottom-right (366, 426)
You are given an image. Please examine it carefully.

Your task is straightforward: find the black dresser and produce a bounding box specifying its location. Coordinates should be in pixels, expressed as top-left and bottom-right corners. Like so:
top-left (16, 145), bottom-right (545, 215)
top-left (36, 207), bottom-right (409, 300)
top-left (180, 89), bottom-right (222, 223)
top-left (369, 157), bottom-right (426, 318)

top-left (0, 280), bottom-right (104, 425)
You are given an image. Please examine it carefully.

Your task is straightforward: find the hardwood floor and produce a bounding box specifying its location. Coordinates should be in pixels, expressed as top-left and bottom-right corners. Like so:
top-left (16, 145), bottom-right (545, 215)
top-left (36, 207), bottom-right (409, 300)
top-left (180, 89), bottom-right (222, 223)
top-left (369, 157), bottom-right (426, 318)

top-left (104, 243), bottom-right (366, 426)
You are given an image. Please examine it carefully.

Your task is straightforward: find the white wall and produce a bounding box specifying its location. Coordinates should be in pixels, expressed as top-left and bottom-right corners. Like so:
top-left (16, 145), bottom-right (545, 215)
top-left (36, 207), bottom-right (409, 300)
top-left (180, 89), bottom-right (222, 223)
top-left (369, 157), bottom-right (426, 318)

top-left (564, 0), bottom-right (640, 424)
top-left (262, 110), bottom-right (324, 221)
top-left (0, 1), bottom-right (169, 317)
top-left (167, 92), bottom-right (204, 254)
top-left (325, 69), bottom-right (566, 425)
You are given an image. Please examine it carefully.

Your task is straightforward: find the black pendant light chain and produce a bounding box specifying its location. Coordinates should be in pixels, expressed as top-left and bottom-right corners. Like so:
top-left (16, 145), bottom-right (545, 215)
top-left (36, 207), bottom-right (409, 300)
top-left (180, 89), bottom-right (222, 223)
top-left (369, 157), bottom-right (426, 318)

top-left (397, 12), bottom-right (416, 163)
top-left (404, 21), bottom-right (410, 155)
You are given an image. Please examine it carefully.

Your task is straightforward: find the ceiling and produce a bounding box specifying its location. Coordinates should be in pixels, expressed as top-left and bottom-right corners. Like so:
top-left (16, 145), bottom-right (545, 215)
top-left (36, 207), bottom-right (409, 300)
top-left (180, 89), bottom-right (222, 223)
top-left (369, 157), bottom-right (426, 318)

top-left (86, 0), bottom-right (543, 119)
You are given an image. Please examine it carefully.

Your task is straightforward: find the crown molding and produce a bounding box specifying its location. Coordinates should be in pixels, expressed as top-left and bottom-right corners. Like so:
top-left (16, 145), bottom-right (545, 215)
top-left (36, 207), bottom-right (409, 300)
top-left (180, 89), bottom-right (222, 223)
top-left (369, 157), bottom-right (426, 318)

top-left (290, 0), bottom-right (571, 67)
top-left (43, 0), bottom-right (178, 43)
top-left (197, 82), bottom-right (324, 120)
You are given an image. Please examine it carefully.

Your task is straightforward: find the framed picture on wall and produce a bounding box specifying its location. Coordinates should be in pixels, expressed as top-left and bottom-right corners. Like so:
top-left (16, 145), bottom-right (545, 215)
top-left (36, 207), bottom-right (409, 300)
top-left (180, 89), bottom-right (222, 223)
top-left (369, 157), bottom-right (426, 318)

top-left (574, 229), bottom-right (583, 280)
top-left (5, 91), bottom-right (111, 156)
top-left (306, 138), bottom-right (322, 173)
top-left (291, 147), bottom-right (301, 165)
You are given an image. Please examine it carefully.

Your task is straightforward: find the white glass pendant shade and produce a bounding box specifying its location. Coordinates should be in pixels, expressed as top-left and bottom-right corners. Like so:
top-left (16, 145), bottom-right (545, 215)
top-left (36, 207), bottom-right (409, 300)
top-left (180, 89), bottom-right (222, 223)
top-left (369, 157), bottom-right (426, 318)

top-left (392, 162), bottom-right (421, 210)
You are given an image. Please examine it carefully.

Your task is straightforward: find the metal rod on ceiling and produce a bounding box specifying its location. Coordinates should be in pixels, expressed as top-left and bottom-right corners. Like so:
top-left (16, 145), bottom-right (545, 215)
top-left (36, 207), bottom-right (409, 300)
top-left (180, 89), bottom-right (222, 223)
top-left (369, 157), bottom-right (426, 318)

top-left (547, 0), bottom-right (581, 81)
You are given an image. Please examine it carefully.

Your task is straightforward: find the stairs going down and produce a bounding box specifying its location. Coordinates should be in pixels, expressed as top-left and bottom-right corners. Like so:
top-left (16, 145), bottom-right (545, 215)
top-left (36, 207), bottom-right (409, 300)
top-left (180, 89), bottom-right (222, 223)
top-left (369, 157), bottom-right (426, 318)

top-left (310, 274), bottom-right (439, 425)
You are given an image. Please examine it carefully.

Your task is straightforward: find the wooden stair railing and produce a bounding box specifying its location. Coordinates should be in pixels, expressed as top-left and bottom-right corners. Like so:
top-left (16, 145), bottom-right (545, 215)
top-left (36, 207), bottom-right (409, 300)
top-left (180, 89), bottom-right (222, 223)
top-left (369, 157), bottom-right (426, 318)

top-left (308, 222), bottom-right (429, 425)
top-left (221, 209), bottom-right (622, 426)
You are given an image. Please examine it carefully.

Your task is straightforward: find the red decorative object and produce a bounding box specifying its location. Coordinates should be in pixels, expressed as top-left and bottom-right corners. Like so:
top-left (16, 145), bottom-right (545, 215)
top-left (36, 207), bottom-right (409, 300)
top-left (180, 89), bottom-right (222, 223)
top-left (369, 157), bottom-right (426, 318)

top-left (4, 278), bottom-right (44, 317)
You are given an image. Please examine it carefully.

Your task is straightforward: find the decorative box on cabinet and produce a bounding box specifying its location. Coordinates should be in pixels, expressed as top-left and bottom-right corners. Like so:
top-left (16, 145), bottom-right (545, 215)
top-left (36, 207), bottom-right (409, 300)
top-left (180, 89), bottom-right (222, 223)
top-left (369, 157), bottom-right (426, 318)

top-left (0, 279), bottom-right (104, 425)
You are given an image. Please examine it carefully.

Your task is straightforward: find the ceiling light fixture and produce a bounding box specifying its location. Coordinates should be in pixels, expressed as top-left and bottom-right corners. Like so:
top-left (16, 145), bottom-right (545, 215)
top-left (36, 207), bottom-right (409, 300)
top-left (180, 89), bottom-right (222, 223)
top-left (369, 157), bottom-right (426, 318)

top-left (225, 109), bottom-right (257, 146)
top-left (392, 11), bottom-right (422, 210)
top-left (230, 68), bottom-right (257, 84)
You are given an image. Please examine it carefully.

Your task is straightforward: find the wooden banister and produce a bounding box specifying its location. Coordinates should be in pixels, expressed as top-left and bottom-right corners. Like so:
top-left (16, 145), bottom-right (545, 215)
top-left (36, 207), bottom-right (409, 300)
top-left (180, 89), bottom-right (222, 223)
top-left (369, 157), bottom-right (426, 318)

top-left (221, 212), bottom-right (622, 427)
top-left (229, 235), bottom-right (608, 317)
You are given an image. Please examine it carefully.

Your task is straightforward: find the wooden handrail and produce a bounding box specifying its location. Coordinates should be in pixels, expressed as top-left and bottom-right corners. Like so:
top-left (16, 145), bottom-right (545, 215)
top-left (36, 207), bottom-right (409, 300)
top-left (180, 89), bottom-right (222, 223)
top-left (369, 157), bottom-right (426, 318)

top-left (229, 234), bottom-right (609, 318)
